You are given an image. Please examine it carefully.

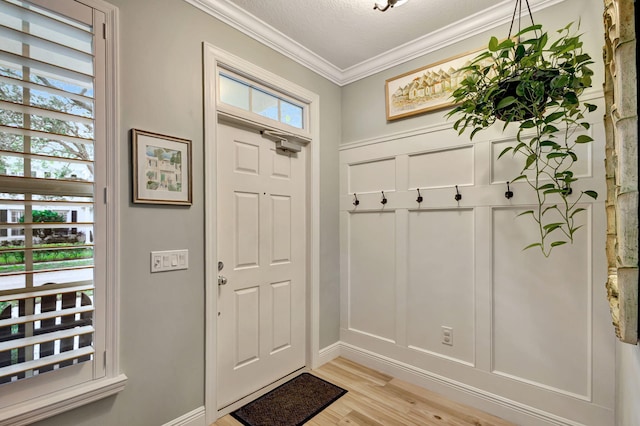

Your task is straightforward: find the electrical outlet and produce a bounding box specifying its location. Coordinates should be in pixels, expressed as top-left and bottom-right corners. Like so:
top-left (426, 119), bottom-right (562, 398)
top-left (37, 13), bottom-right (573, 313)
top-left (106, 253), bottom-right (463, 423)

top-left (151, 249), bottom-right (189, 273)
top-left (442, 326), bottom-right (453, 346)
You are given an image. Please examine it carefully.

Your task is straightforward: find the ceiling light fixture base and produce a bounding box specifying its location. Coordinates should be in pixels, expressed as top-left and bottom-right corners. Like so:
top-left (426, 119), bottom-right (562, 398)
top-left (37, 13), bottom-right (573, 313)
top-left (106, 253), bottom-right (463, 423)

top-left (373, 0), bottom-right (408, 12)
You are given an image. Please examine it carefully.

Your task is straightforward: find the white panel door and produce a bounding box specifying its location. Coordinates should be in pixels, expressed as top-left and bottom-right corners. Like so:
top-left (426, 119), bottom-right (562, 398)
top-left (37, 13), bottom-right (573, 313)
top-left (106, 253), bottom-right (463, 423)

top-left (217, 122), bottom-right (306, 409)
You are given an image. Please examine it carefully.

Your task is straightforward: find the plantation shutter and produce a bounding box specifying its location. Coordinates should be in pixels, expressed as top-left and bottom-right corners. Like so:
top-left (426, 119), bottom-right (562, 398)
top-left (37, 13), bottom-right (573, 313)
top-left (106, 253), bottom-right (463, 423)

top-left (0, 0), bottom-right (98, 384)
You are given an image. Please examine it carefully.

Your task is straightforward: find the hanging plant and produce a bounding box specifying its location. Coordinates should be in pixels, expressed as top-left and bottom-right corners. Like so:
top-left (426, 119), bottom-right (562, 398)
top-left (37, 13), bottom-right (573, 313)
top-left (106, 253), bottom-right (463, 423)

top-left (447, 21), bottom-right (598, 257)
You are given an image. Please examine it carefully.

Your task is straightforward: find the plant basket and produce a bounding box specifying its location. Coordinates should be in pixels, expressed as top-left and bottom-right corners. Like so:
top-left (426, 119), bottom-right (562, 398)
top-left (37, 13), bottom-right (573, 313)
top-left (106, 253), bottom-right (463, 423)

top-left (493, 68), bottom-right (560, 121)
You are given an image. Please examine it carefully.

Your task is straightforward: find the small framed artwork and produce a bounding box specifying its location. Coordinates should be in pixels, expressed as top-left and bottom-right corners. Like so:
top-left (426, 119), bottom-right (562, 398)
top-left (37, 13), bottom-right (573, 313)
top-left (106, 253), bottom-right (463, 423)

top-left (385, 48), bottom-right (485, 121)
top-left (131, 129), bottom-right (192, 205)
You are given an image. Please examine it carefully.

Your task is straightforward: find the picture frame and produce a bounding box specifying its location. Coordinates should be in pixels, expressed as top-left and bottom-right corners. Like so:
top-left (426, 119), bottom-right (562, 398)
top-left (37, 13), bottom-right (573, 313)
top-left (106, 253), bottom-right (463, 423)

top-left (385, 48), bottom-right (484, 121)
top-left (131, 129), bottom-right (192, 205)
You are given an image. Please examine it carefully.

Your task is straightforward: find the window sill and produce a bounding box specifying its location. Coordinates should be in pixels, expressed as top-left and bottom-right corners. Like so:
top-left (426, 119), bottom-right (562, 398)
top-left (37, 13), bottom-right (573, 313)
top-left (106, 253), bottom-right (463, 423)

top-left (0, 374), bottom-right (128, 426)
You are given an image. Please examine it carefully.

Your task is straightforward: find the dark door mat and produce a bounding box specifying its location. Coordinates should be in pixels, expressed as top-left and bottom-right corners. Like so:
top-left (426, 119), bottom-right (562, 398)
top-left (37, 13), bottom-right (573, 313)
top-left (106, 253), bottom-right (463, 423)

top-left (230, 372), bottom-right (347, 426)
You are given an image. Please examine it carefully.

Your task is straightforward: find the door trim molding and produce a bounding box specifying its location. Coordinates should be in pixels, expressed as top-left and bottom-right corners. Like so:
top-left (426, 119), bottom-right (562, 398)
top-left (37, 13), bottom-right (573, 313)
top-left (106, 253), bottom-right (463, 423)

top-left (202, 43), bottom-right (320, 425)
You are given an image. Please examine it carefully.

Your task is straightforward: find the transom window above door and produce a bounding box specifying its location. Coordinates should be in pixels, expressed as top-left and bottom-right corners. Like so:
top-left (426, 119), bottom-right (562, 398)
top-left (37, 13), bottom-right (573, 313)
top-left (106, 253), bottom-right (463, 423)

top-left (217, 69), bottom-right (311, 142)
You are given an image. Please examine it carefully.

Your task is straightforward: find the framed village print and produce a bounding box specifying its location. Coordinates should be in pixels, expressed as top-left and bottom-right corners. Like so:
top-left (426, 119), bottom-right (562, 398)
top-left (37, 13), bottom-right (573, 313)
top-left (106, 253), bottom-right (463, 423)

top-left (385, 48), bottom-right (484, 121)
top-left (132, 129), bottom-right (192, 205)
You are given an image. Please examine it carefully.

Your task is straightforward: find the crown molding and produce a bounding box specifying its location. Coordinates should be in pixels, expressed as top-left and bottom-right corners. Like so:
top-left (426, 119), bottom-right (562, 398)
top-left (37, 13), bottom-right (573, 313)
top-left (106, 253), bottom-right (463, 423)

top-left (184, 0), bottom-right (568, 87)
top-left (184, 0), bottom-right (343, 84)
top-left (341, 0), bottom-right (567, 85)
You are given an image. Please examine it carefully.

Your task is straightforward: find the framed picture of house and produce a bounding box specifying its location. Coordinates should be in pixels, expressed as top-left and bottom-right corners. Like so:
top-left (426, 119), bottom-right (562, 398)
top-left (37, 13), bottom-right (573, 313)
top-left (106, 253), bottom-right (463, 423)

top-left (385, 48), bottom-right (484, 121)
top-left (131, 129), bottom-right (192, 205)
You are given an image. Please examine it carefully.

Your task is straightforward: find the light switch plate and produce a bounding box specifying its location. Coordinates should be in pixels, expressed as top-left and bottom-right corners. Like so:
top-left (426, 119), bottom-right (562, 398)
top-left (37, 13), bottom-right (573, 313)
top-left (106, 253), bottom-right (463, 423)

top-left (151, 249), bottom-right (189, 273)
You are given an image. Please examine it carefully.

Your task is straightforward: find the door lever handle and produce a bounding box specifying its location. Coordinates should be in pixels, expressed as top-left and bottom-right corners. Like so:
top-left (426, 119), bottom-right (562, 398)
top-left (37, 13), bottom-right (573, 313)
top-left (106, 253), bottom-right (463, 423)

top-left (218, 275), bottom-right (228, 286)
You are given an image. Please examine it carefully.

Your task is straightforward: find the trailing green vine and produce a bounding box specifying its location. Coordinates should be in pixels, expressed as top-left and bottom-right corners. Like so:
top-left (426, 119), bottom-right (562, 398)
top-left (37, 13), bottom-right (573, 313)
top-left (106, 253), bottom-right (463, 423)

top-left (447, 23), bottom-right (598, 256)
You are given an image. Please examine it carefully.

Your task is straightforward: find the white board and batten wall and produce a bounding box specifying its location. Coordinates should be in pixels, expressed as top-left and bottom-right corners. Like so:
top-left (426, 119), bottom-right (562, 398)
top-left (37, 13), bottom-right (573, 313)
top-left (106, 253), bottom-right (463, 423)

top-left (339, 95), bottom-right (615, 426)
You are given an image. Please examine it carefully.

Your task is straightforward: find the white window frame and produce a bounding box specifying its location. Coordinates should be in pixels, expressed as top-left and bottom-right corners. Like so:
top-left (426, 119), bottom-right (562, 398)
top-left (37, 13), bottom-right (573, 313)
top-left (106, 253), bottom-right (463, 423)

top-left (0, 1), bottom-right (125, 424)
top-left (217, 69), bottom-right (310, 138)
top-left (215, 65), bottom-right (313, 144)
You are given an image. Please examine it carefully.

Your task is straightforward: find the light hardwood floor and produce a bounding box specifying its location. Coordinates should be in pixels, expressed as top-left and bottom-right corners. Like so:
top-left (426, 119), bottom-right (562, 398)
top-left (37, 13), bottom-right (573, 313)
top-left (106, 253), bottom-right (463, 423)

top-left (214, 357), bottom-right (515, 426)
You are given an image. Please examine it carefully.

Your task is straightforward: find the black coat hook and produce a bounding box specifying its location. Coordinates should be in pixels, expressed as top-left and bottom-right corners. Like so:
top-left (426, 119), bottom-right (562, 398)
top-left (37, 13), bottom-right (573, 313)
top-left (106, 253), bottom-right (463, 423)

top-left (505, 181), bottom-right (514, 199)
top-left (381, 191), bottom-right (387, 205)
top-left (416, 188), bottom-right (423, 203)
top-left (353, 193), bottom-right (360, 206)
top-left (454, 185), bottom-right (462, 201)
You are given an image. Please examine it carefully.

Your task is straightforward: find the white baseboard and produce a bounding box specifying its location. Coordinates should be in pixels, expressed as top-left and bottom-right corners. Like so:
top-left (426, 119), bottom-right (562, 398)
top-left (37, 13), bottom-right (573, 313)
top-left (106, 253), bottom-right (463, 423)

top-left (163, 406), bottom-right (206, 426)
top-left (325, 342), bottom-right (586, 426)
top-left (317, 341), bottom-right (342, 366)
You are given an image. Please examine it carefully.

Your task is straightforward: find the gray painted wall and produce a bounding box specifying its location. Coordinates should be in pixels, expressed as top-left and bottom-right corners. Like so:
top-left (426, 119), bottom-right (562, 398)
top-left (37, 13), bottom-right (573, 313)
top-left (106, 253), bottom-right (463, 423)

top-left (33, 0), bottom-right (341, 424)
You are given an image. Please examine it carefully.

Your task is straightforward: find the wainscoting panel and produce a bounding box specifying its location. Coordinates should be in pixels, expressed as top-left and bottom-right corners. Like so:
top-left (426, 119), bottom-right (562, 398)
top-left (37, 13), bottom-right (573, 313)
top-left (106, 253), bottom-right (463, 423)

top-left (339, 107), bottom-right (613, 426)
top-left (407, 209), bottom-right (475, 365)
top-left (492, 207), bottom-right (591, 398)
top-left (491, 133), bottom-right (593, 184)
top-left (348, 158), bottom-right (396, 195)
top-left (408, 145), bottom-right (474, 189)
top-left (348, 211), bottom-right (397, 342)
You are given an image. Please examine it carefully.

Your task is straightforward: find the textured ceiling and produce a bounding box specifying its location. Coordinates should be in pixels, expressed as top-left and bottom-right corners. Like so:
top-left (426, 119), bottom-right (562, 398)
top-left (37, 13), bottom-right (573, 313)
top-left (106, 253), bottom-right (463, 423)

top-left (188, 0), bottom-right (565, 84)
top-left (225, 0), bottom-right (505, 70)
